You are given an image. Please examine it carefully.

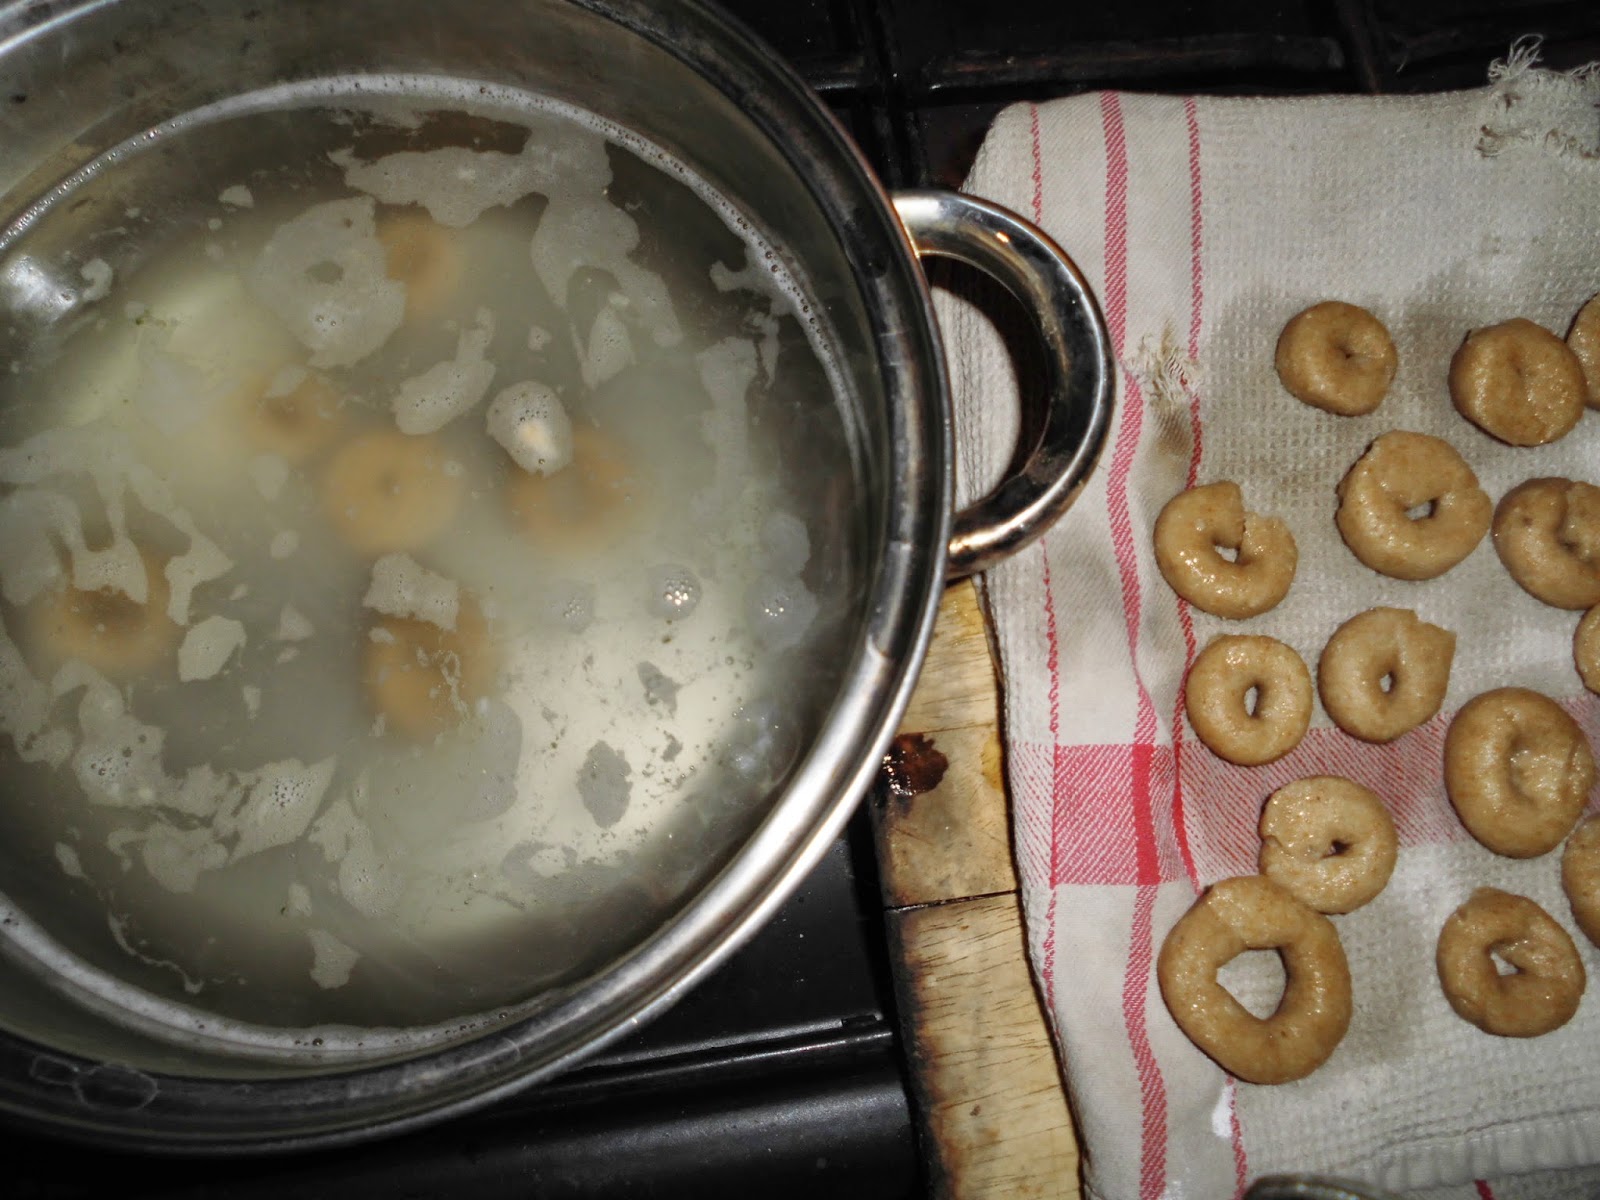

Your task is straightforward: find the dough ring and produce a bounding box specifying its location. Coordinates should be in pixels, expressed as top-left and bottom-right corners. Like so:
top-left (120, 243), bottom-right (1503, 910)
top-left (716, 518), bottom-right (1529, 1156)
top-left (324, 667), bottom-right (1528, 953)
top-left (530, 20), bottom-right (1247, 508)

top-left (1575, 605), bottom-right (1600, 695)
top-left (1334, 431), bottom-right (1491, 580)
top-left (1186, 635), bottom-right (1312, 766)
top-left (1562, 816), bottom-right (1600, 947)
top-left (322, 430), bottom-right (464, 557)
top-left (1444, 687), bottom-right (1595, 858)
top-left (1449, 318), bottom-right (1586, 446)
top-left (241, 371), bottom-right (345, 464)
top-left (377, 211), bottom-right (464, 324)
top-left (1316, 607), bottom-right (1455, 743)
top-left (1259, 776), bottom-right (1397, 914)
top-left (29, 547), bottom-right (178, 678)
top-left (506, 425), bottom-right (643, 554)
top-left (1157, 874), bottom-right (1352, 1084)
top-left (1492, 478), bottom-right (1600, 610)
top-left (1274, 301), bottom-right (1397, 416)
top-left (1436, 887), bottom-right (1585, 1038)
top-left (1569, 293), bottom-right (1600, 411)
top-left (1153, 481), bottom-right (1297, 619)
top-left (364, 596), bottom-right (497, 742)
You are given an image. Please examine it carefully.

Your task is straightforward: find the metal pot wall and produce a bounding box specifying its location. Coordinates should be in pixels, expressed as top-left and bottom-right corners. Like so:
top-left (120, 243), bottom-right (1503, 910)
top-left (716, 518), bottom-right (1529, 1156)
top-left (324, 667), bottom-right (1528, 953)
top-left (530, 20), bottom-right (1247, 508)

top-left (0, 0), bottom-right (1111, 1149)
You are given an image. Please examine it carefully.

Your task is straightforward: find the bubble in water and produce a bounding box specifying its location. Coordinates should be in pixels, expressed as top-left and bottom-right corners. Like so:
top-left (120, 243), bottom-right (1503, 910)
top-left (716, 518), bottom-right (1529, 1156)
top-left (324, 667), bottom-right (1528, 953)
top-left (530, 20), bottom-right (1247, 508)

top-left (486, 380), bottom-right (571, 476)
top-left (720, 699), bottom-right (797, 783)
top-left (743, 573), bottom-right (817, 651)
top-left (544, 579), bottom-right (595, 633)
top-left (647, 564), bottom-right (701, 620)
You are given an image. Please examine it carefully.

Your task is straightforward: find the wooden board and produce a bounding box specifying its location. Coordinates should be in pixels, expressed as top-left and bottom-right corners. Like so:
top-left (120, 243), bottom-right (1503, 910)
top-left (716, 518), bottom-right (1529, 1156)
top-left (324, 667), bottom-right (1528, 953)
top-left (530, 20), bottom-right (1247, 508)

top-left (871, 579), bottom-right (1081, 1199)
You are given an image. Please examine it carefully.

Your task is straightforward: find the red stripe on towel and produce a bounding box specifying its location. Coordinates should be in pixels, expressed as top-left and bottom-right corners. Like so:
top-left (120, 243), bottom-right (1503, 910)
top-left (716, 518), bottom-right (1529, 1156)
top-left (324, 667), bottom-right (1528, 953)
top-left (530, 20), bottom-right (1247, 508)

top-left (1030, 102), bottom-right (1066, 1014)
top-left (1099, 89), bottom-right (1168, 1200)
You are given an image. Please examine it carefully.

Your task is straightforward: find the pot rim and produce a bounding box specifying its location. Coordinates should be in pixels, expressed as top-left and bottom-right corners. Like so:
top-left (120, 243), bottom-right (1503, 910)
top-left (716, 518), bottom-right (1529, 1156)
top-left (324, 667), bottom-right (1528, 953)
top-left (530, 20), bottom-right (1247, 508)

top-left (0, 0), bottom-right (952, 1151)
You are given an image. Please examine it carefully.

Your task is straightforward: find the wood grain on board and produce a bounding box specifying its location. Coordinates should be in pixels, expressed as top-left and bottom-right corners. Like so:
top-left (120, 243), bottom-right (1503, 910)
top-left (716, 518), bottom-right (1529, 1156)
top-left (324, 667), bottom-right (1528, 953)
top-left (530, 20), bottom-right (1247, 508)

top-left (871, 579), bottom-right (1081, 1199)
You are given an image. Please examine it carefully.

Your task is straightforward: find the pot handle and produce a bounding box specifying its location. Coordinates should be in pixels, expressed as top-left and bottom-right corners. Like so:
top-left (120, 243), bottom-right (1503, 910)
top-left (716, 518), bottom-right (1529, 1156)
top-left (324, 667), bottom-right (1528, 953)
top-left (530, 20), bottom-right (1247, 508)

top-left (892, 189), bottom-right (1115, 580)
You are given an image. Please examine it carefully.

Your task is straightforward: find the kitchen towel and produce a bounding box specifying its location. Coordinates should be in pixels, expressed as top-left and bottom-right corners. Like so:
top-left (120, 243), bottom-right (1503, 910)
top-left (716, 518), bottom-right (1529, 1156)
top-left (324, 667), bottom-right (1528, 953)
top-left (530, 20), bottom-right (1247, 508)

top-left (939, 42), bottom-right (1600, 1200)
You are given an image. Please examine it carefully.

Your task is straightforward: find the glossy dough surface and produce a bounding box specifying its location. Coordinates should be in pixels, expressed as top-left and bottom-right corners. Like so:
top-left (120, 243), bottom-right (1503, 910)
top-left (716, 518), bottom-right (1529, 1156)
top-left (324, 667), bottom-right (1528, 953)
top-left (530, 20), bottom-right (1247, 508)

top-left (1335, 431), bottom-right (1491, 580)
top-left (1259, 776), bottom-right (1397, 914)
top-left (1158, 875), bottom-right (1352, 1084)
top-left (1492, 478), bottom-right (1600, 611)
top-left (1317, 607), bottom-right (1454, 743)
top-left (1444, 687), bottom-right (1595, 858)
top-left (1449, 318), bottom-right (1586, 446)
top-left (1153, 481), bottom-right (1297, 619)
top-left (1562, 816), bottom-right (1600, 948)
top-left (1569, 293), bottom-right (1600, 411)
top-left (1274, 301), bottom-right (1397, 416)
top-left (1186, 635), bottom-right (1313, 766)
top-left (1436, 887), bottom-right (1585, 1037)
top-left (1576, 605), bottom-right (1600, 695)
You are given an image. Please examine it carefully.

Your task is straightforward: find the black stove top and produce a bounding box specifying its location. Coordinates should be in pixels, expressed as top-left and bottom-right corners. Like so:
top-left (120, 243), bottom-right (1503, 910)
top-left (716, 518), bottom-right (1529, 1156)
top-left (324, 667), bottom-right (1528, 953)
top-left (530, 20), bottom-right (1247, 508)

top-left (735, 0), bottom-right (1597, 192)
top-left (7, 2), bottom-right (1599, 1196)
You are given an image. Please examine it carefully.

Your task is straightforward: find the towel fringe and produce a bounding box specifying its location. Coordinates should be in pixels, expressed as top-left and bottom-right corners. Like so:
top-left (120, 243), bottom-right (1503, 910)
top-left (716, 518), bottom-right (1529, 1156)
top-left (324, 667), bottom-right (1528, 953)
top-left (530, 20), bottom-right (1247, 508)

top-left (1478, 35), bottom-right (1600, 160)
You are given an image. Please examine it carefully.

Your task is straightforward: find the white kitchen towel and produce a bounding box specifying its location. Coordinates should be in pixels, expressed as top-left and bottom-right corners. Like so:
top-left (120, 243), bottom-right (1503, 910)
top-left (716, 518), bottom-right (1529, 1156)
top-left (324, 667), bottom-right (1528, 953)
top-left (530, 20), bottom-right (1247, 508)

top-left (939, 45), bottom-right (1600, 1200)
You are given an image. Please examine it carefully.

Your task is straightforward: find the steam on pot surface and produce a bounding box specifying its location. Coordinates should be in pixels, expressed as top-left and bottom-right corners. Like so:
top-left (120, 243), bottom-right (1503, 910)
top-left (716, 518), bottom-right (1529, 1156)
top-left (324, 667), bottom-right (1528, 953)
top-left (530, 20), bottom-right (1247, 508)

top-left (0, 76), bottom-right (863, 1057)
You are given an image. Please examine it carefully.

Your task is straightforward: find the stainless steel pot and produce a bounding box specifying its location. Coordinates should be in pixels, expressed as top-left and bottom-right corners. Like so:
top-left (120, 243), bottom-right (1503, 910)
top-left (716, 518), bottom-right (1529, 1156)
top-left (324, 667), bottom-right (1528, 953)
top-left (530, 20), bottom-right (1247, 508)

top-left (0, 0), bottom-right (1111, 1149)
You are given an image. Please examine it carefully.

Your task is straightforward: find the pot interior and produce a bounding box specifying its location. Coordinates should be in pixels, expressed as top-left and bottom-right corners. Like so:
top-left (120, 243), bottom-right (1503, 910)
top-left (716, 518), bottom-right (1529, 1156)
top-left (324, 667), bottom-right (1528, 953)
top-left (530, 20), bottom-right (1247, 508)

top-left (0, 0), bottom-right (944, 1118)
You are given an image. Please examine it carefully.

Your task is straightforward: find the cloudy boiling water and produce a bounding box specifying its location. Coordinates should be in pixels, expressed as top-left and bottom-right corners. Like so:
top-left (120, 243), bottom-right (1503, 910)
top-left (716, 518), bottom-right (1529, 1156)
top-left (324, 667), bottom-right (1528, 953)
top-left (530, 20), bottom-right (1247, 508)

top-left (0, 79), bottom-right (861, 1050)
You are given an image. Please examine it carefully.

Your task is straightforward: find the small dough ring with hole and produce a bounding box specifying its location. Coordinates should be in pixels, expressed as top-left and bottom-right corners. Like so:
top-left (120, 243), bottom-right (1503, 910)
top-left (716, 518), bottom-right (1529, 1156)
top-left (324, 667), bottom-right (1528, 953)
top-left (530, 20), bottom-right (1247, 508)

top-left (1492, 478), bottom-right (1600, 610)
top-left (1444, 687), bottom-right (1595, 858)
top-left (1154, 481), bottom-right (1297, 619)
top-left (1450, 318), bottom-right (1587, 446)
top-left (241, 371), bottom-right (346, 464)
top-left (322, 430), bottom-right (465, 557)
top-left (1562, 816), bottom-right (1600, 947)
top-left (1274, 301), bottom-right (1397, 416)
top-left (1157, 874), bottom-right (1352, 1084)
top-left (364, 596), bottom-right (497, 743)
top-left (378, 212), bottom-right (464, 324)
top-left (1576, 605), bottom-right (1600, 694)
top-left (1259, 776), bottom-right (1398, 914)
top-left (1335, 430), bottom-right (1491, 580)
top-left (506, 425), bottom-right (643, 554)
top-left (1570, 293), bottom-right (1600, 411)
top-left (1186, 635), bottom-right (1312, 766)
top-left (1436, 887), bottom-right (1584, 1037)
top-left (30, 547), bottom-right (178, 678)
top-left (1317, 607), bottom-right (1455, 743)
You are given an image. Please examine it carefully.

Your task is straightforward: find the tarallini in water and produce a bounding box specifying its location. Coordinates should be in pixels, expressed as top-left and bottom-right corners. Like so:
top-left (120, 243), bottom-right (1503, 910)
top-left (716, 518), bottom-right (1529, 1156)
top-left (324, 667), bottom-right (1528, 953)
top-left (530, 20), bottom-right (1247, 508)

top-left (0, 76), bottom-right (861, 1051)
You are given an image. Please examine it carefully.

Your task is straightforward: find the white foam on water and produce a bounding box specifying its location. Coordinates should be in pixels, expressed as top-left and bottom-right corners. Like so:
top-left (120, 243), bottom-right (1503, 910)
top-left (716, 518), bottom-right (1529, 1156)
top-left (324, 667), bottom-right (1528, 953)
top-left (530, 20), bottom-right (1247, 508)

top-left (275, 604), bottom-right (314, 642)
top-left (307, 929), bottom-right (359, 989)
top-left (580, 302), bottom-right (635, 388)
top-left (248, 196), bottom-right (405, 369)
top-left (53, 844), bottom-right (84, 880)
top-left (485, 380), bottom-right (571, 476)
top-left (269, 529), bottom-right (299, 560)
top-left (79, 258), bottom-right (113, 303)
top-left (362, 554), bottom-right (459, 631)
top-left (177, 616), bottom-right (246, 682)
top-left (221, 757), bottom-right (337, 862)
top-left (250, 454), bottom-right (290, 501)
top-left (392, 308), bottom-right (496, 435)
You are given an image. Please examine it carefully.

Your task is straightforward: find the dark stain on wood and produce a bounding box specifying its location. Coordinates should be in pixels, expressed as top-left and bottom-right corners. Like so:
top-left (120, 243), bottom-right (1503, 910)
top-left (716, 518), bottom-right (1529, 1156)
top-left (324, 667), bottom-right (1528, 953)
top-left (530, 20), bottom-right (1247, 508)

top-left (878, 732), bottom-right (950, 812)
